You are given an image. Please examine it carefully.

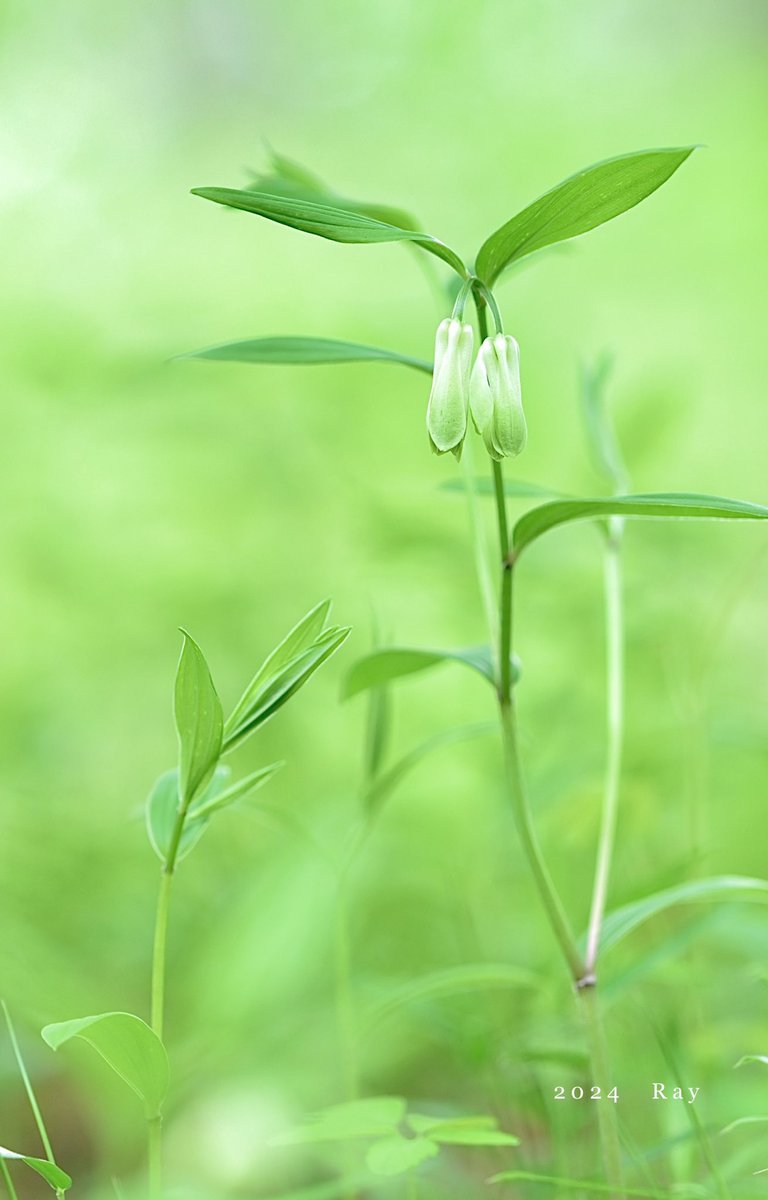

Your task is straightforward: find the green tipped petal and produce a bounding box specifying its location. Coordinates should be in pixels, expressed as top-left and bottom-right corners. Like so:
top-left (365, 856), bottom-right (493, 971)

top-left (426, 318), bottom-right (473, 455)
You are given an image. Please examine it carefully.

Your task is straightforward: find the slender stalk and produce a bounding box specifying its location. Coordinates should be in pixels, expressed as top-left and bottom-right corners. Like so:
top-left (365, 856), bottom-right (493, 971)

top-left (1, 1160), bottom-right (18, 1200)
top-left (148, 1117), bottom-right (162, 1200)
top-left (333, 875), bottom-right (359, 1102)
top-left (578, 986), bottom-right (625, 1195)
top-left (2, 1001), bottom-right (57, 1164)
top-left (585, 520), bottom-right (625, 975)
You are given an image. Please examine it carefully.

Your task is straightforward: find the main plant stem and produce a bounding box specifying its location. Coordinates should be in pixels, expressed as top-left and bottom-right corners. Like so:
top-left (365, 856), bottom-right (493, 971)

top-left (476, 288), bottom-right (624, 1196)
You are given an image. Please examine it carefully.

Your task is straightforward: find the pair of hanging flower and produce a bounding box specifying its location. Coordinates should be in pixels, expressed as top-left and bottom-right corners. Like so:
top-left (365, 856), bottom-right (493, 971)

top-left (426, 303), bottom-right (527, 462)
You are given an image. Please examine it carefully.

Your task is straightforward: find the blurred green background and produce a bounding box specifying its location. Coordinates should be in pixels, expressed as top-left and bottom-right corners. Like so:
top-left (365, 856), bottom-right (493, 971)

top-left (2, 1), bottom-right (768, 1195)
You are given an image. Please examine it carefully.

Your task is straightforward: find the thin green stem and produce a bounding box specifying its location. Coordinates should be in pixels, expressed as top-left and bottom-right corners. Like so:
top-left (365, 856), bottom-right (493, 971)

top-left (151, 870), bottom-right (174, 1042)
top-left (585, 521), bottom-right (625, 975)
top-left (1, 1160), bottom-right (18, 1200)
top-left (2, 1001), bottom-right (57, 1164)
top-left (459, 433), bottom-right (498, 646)
top-left (148, 1117), bottom-right (162, 1200)
top-left (578, 987), bottom-right (625, 1196)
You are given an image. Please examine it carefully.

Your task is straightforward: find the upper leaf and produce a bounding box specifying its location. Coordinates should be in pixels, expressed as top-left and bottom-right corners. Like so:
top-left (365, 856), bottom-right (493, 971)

top-left (191, 188), bottom-right (467, 277)
top-left (145, 765), bottom-right (231, 865)
top-left (0, 1148), bottom-right (72, 1194)
top-left (513, 492), bottom-right (768, 555)
top-left (41, 1012), bottom-right (169, 1119)
top-left (181, 336), bottom-right (432, 375)
top-left (475, 147), bottom-right (696, 284)
top-left (342, 645), bottom-right (516, 699)
top-left (175, 632), bottom-right (223, 805)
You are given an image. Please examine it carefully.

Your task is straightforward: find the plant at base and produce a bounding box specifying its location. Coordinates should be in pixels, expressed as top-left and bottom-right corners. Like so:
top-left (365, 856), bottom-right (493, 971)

top-left (41, 601), bottom-right (349, 1200)
top-left (187, 145), bottom-right (768, 1199)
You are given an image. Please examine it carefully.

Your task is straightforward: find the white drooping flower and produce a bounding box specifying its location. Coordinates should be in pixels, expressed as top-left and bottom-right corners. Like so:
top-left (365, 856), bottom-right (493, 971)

top-left (426, 317), bottom-right (474, 458)
top-left (469, 334), bottom-right (527, 461)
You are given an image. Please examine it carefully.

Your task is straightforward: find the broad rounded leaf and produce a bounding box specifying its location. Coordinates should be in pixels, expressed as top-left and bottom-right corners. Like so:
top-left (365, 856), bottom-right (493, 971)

top-left (192, 188), bottom-right (467, 277)
top-left (0, 1148), bottom-right (72, 1194)
top-left (146, 765), bottom-right (231, 864)
top-left (365, 1135), bottom-right (438, 1177)
top-left (41, 1012), bottom-right (169, 1119)
top-left (591, 876), bottom-right (768, 956)
top-left (407, 1114), bottom-right (519, 1147)
top-left (182, 337), bottom-right (431, 375)
top-left (476, 147), bottom-right (695, 284)
top-left (175, 632), bottom-right (223, 805)
top-left (513, 493), bottom-right (768, 555)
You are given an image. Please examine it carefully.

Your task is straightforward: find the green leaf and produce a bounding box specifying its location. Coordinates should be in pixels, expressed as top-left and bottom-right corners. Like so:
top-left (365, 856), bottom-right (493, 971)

top-left (224, 625), bottom-right (351, 750)
top-left (513, 492), bottom-right (768, 555)
top-left (736, 1055), bottom-right (768, 1069)
top-left (489, 1171), bottom-right (688, 1197)
top-left (249, 149), bottom-right (420, 231)
top-left (41, 1013), bottom-right (169, 1119)
top-left (181, 336), bottom-right (432, 374)
top-left (175, 632), bottom-right (223, 805)
top-left (408, 1114), bottom-right (519, 1147)
top-left (187, 762), bottom-right (283, 820)
top-left (592, 875), bottom-right (768, 956)
top-left (256, 1179), bottom-right (368, 1200)
top-left (475, 146), bottom-right (696, 284)
top-left (365, 1135), bottom-right (438, 1177)
top-left (145, 765), bottom-right (231, 863)
top-left (0, 1149), bottom-right (72, 1194)
top-left (191, 188), bottom-right (467, 277)
top-left (368, 962), bottom-right (539, 1025)
top-left (441, 477), bottom-right (566, 499)
top-left (363, 722), bottom-right (497, 816)
top-left (343, 645), bottom-right (517, 699)
top-left (275, 1097), bottom-right (406, 1145)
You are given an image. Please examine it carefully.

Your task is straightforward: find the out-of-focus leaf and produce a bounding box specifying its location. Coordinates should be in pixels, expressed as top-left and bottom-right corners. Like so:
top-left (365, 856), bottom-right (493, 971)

top-left (368, 962), bottom-right (539, 1025)
top-left (0, 1149), bottom-right (72, 1193)
top-left (187, 762), bottom-right (283, 820)
top-left (248, 149), bottom-right (420, 231)
top-left (441, 477), bottom-right (565, 499)
top-left (145, 765), bottom-right (230, 863)
top-left (513, 493), bottom-right (768, 555)
top-left (736, 1055), bottom-right (768, 1069)
top-left (592, 876), bottom-right (768, 956)
top-left (475, 147), bottom-right (696, 284)
top-left (257, 1178), bottom-right (368, 1200)
top-left (192, 187), bottom-right (467, 277)
top-left (343, 645), bottom-right (517, 699)
top-left (274, 1097), bottom-right (406, 1145)
top-left (721, 1115), bottom-right (768, 1136)
top-left (363, 722), bottom-right (497, 816)
top-left (580, 355), bottom-right (628, 491)
top-left (224, 626), bottom-right (351, 750)
top-left (41, 1013), bottom-right (169, 1119)
top-left (181, 336), bottom-right (432, 374)
top-left (365, 1135), bottom-right (438, 1177)
top-left (489, 1171), bottom-right (686, 1197)
top-left (408, 1114), bottom-right (519, 1146)
top-left (174, 632), bottom-right (223, 805)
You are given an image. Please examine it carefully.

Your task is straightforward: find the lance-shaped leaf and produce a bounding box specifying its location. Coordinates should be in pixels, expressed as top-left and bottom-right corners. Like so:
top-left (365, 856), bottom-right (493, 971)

top-left (224, 617), bottom-right (351, 751)
top-left (490, 1171), bottom-right (670, 1197)
top-left (343, 645), bottom-right (519, 699)
top-left (512, 492), bottom-right (768, 556)
top-left (188, 762), bottom-right (283, 820)
top-left (589, 875), bottom-right (768, 956)
top-left (180, 336), bottom-right (432, 374)
top-left (146, 765), bottom-right (231, 864)
top-left (42, 1013), bottom-right (169, 1119)
top-left (0, 1148), bottom-right (72, 1194)
top-left (175, 632), bottom-right (223, 805)
top-left (191, 188), bottom-right (467, 278)
top-left (476, 146), bottom-right (696, 284)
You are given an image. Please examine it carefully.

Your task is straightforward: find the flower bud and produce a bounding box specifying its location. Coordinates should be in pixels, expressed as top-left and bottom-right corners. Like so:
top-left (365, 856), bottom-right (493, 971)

top-left (469, 334), bottom-right (527, 461)
top-left (426, 317), bottom-right (474, 458)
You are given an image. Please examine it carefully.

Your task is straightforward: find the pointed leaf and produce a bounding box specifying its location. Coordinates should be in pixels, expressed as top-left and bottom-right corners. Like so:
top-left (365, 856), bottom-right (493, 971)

top-left (343, 646), bottom-right (517, 699)
top-left (365, 1135), bottom-right (438, 1177)
top-left (188, 762), bottom-right (283, 820)
top-left (0, 1149), bottom-right (72, 1194)
top-left (591, 875), bottom-right (768, 956)
top-left (513, 492), bottom-right (768, 555)
top-left (736, 1056), bottom-right (768, 1069)
top-left (146, 765), bottom-right (231, 863)
top-left (224, 626), bottom-right (351, 750)
top-left (175, 632), bottom-right (223, 805)
top-left (191, 188), bottom-right (467, 277)
top-left (274, 1097), bottom-right (406, 1145)
top-left (476, 146), bottom-right (696, 284)
top-left (490, 1171), bottom-right (681, 1197)
top-left (182, 336), bottom-right (432, 374)
top-left (41, 1013), bottom-right (169, 1119)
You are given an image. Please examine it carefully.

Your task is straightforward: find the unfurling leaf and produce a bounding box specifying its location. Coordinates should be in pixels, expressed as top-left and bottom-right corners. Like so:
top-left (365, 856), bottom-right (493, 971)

top-left (181, 336), bottom-right (432, 374)
top-left (192, 188), bottom-right (467, 277)
top-left (145, 765), bottom-right (231, 864)
top-left (42, 1013), bottom-right (169, 1119)
top-left (175, 632), bottom-right (223, 805)
top-left (476, 146), bottom-right (696, 284)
